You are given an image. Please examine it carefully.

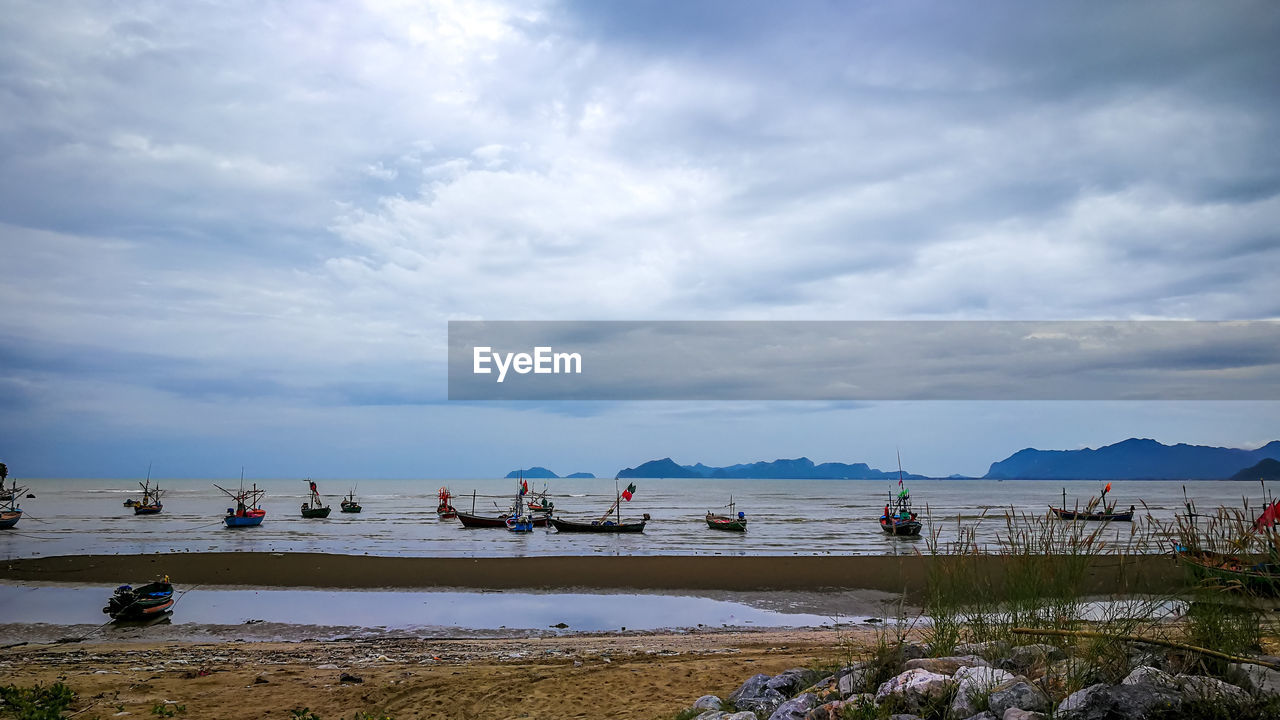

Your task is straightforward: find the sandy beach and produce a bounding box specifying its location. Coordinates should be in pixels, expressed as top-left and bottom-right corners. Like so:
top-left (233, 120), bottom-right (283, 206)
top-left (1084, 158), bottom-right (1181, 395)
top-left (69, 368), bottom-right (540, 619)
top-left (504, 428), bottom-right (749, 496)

top-left (0, 551), bottom-right (1184, 595)
top-left (0, 629), bottom-right (868, 719)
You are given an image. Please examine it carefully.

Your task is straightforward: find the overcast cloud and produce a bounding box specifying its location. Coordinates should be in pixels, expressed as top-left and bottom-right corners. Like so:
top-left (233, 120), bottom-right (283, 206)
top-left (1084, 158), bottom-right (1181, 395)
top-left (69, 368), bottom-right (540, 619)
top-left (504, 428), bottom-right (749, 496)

top-left (1, 1), bottom-right (1278, 477)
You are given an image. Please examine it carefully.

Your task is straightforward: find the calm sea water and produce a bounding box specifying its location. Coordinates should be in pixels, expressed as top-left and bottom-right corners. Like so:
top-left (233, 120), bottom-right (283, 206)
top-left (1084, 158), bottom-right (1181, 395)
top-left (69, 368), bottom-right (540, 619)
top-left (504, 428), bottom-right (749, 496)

top-left (0, 478), bottom-right (1266, 560)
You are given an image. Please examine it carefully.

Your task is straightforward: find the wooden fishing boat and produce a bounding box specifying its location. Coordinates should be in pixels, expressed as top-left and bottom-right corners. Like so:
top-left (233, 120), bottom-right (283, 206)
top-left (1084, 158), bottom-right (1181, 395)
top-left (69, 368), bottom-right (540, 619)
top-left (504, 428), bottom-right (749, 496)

top-left (1175, 547), bottom-right (1280, 596)
top-left (436, 486), bottom-right (457, 519)
top-left (133, 470), bottom-right (164, 515)
top-left (706, 497), bottom-right (746, 532)
top-left (216, 478), bottom-right (266, 527)
top-left (103, 578), bottom-right (175, 620)
top-left (552, 481), bottom-right (647, 533)
top-left (880, 453), bottom-right (922, 536)
top-left (0, 479), bottom-right (25, 529)
top-left (455, 488), bottom-right (548, 528)
top-left (1051, 484), bottom-right (1134, 522)
top-left (551, 515), bottom-right (648, 533)
top-left (505, 477), bottom-right (536, 533)
top-left (340, 489), bottom-right (362, 513)
top-left (301, 479), bottom-right (331, 518)
top-left (1049, 506), bottom-right (1134, 522)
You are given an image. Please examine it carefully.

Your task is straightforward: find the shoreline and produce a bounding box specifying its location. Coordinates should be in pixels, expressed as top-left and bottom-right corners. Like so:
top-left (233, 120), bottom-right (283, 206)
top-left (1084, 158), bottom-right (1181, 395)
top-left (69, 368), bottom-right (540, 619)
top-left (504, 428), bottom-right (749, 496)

top-left (0, 551), bottom-right (1184, 594)
top-left (0, 629), bottom-right (857, 719)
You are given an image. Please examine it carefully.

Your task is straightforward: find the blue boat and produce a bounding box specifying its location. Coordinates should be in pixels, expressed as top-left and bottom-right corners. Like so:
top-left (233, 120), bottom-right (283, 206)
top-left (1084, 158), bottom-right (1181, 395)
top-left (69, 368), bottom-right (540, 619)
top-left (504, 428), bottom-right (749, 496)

top-left (0, 478), bottom-right (24, 529)
top-left (216, 479), bottom-right (267, 528)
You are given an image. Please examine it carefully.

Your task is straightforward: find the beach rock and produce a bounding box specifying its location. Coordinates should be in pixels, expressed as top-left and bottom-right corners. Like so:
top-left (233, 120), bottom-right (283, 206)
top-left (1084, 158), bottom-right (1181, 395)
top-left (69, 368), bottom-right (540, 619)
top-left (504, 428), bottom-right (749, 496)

top-left (950, 666), bottom-right (1016, 717)
top-left (904, 655), bottom-right (989, 675)
top-left (734, 688), bottom-right (786, 718)
top-left (724, 714), bottom-right (757, 720)
top-left (1120, 666), bottom-right (1179, 693)
top-left (1001, 710), bottom-right (1046, 720)
top-left (1107, 684), bottom-right (1183, 717)
top-left (767, 668), bottom-right (818, 696)
top-left (804, 695), bottom-right (874, 720)
top-left (1056, 682), bottom-right (1182, 720)
top-left (887, 715), bottom-right (922, 720)
top-left (696, 713), bottom-right (755, 720)
top-left (691, 695), bottom-right (723, 711)
top-left (837, 668), bottom-right (870, 697)
top-left (338, 672), bottom-right (363, 683)
top-left (1055, 683), bottom-right (1109, 720)
top-left (960, 713), bottom-right (997, 720)
top-left (874, 669), bottom-right (953, 713)
top-left (729, 674), bottom-right (773, 703)
top-left (899, 642), bottom-right (929, 661)
top-left (1175, 674), bottom-right (1250, 703)
top-left (767, 692), bottom-right (817, 720)
top-left (956, 641), bottom-right (1009, 659)
top-left (1001, 644), bottom-right (1066, 672)
top-left (987, 680), bottom-right (1049, 716)
top-left (1228, 660), bottom-right (1280, 696)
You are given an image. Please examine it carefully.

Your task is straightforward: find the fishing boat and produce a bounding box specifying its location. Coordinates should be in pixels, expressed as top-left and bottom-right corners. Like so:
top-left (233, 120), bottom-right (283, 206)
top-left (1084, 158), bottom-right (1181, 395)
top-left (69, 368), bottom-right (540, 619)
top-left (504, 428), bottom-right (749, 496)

top-left (123, 498), bottom-right (139, 507)
top-left (216, 478), bottom-right (266, 527)
top-left (880, 452), bottom-right (922, 536)
top-left (340, 489), bottom-right (362, 513)
top-left (436, 486), bottom-right (457, 519)
top-left (0, 479), bottom-right (25, 530)
top-left (133, 468), bottom-right (164, 515)
top-left (880, 491), bottom-right (922, 536)
top-left (1174, 547), bottom-right (1280, 596)
top-left (551, 481), bottom-right (648, 533)
top-left (103, 577), bottom-right (175, 620)
top-left (505, 478), bottom-right (537, 532)
top-left (301, 479), bottom-right (331, 518)
top-left (455, 487), bottom-right (549, 528)
top-left (706, 497), bottom-right (746, 532)
top-left (1050, 484), bottom-right (1134, 522)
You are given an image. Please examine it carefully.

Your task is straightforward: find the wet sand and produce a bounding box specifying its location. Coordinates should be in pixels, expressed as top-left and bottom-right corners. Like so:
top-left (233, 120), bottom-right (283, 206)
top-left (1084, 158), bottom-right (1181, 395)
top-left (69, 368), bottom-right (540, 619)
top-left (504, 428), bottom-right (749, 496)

top-left (0, 628), bottom-right (870, 720)
top-left (0, 551), bottom-right (1183, 595)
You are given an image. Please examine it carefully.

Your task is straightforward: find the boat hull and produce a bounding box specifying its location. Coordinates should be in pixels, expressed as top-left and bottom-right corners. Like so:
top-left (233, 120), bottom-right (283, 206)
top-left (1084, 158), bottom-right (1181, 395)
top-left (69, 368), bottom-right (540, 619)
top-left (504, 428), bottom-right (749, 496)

top-left (301, 506), bottom-right (332, 518)
top-left (1176, 549), bottom-right (1280, 595)
top-left (133, 504), bottom-right (163, 515)
top-left (1050, 506), bottom-right (1133, 522)
top-left (104, 581), bottom-right (175, 620)
top-left (880, 517), bottom-right (922, 536)
top-left (551, 517), bottom-right (646, 533)
top-left (224, 511), bottom-right (265, 527)
top-left (706, 515), bottom-right (746, 532)
top-left (457, 512), bottom-right (548, 528)
top-left (0, 510), bottom-right (20, 529)
top-left (340, 502), bottom-right (362, 513)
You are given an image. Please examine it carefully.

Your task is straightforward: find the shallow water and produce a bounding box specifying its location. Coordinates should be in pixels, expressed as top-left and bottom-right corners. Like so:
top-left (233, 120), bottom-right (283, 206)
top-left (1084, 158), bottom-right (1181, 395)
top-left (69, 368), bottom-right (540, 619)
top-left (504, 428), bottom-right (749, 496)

top-left (0, 477), bottom-right (1261, 559)
top-left (0, 583), bottom-right (864, 643)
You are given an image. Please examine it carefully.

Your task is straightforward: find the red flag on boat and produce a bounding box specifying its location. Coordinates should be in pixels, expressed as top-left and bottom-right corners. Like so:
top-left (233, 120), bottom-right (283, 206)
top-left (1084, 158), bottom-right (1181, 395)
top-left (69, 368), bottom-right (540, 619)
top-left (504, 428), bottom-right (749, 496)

top-left (621, 482), bottom-right (636, 501)
top-left (521, 480), bottom-right (528, 495)
top-left (1255, 500), bottom-right (1280, 529)
top-left (1104, 483), bottom-right (1112, 494)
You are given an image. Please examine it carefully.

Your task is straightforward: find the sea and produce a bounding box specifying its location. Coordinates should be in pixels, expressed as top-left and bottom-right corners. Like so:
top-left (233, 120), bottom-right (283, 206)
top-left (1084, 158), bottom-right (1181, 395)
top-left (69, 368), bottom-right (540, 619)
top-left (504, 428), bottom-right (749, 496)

top-left (0, 477), bottom-right (1266, 560)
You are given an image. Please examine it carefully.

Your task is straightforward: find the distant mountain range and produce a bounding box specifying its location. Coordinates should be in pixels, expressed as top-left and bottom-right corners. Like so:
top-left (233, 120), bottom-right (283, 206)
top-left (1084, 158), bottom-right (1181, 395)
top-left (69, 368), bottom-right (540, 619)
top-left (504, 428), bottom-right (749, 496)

top-left (1230, 458), bottom-right (1280, 482)
top-left (503, 467), bottom-right (595, 479)
top-left (616, 457), bottom-right (924, 480)
top-left (983, 438), bottom-right (1280, 480)
top-left (506, 438), bottom-right (1280, 481)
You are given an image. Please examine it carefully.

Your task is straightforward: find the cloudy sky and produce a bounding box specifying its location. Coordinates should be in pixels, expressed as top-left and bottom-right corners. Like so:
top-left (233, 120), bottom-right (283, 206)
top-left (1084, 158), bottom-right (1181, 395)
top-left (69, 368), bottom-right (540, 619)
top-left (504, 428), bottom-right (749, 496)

top-left (1, 0), bottom-right (1277, 479)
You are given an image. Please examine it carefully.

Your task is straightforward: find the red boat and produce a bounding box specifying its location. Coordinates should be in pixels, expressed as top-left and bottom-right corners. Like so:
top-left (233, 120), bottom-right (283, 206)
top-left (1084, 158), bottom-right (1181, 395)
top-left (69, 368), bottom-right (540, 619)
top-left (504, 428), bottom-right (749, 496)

top-left (437, 487), bottom-right (457, 519)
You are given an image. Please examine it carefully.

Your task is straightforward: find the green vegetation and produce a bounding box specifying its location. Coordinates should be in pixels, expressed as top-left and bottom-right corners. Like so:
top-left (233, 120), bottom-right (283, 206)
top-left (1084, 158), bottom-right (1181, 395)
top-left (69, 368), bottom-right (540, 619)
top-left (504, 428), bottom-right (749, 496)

top-left (0, 682), bottom-right (76, 720)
